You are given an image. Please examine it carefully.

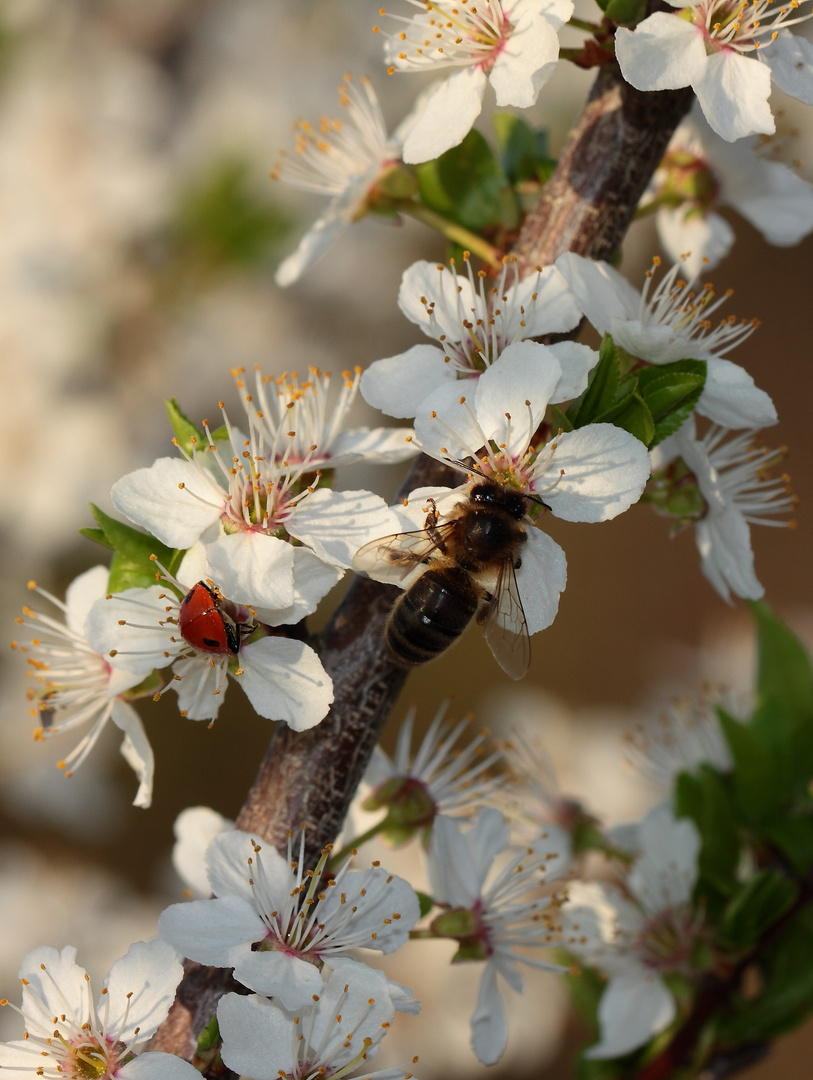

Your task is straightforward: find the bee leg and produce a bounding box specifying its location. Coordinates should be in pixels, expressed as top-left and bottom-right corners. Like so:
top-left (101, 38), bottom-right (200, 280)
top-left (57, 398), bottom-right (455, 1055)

top-left (424, 498), bottom-right (449, 553)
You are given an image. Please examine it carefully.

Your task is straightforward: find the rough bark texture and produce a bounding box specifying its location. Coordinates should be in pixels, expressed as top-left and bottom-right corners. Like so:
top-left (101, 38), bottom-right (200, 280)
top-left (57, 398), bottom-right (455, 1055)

top-left (513, 63), bottom-right (693, 274)
top-left (149, 61), bottom-right (694, 1067)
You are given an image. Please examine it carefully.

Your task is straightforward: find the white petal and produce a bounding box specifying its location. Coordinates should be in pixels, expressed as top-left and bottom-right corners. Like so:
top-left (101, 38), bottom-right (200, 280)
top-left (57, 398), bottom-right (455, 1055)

top-left (328, 425), bottom-right (419, 465)
top-left (262, 546), bottom-right (343, 626)
top-left (238, 637), bottom-right (333, 730)
top-left (429, 809), bottom-right (507, 904)
top-left (586, 969), bottom-right (676, 1058)
top-left (489, 1), bottom-right (564, 107)
top-left (517, 527), bottom-right (567, 635)
top-left (205, 831), bottom-right (281, 901)
top-left (102, 940), bottom-right (184, 1042)
top-left (698, 359), bottom-right (777, 429)
top-left (111, 457), bottom-right (223, 549)
top-left (172, 654), bottom-right (227, 720)
top-left (288, 488), bottom-right (403, 568)
top-left (274, 207), bottom-right (348, 288)
top-left (66, 566), bottom-right (109, 636)
top-left (158, 896), bottom-right (265, 967)
top-left (615, 16), bottom-right (706, 91)
top-left (413, 380), bottom-right (488, 458)
top-left (629, 802), bottom-right (701, 911)
top-left (543, 425), bottom-right (651, 522)
top-left (697, 507), bottom-right (763, 602)
top-left (555, 253), bottom-right (640, 332)
top-left (172, 806), bottom-right (232, 898)
top-left (112, 700), bottom-right (155, 809)
top-left (656, 207), bottom-right (735, 275)
top-left (398, 259), bottom-right (476, 338)
top-left (316, 867), bottom-right (420, 953)
top-left (611, 317), bottom-right (703, 363)
top-left (361, 345), bottom-right (451, 419)
top-left (85, 587), bottom-right (180, 676)
top-left (18, 947), bottom-right (86, 1036)
top-left (121, 1053), bottom-right (202, 1080)
top-left (218, 993), bottom-right (296, 1080)
top-left (546, 341), bottom-right (597, 402)
top-left (401, 67), bottom-right (488, 164)
top-left (759, 30), bottom-right (813, 105)
top-left (474, 341), bottom-right (562, 454)
top-left (715, 138), bottom-right (813, 245)
top-left (470, 963), bottom-right (507, 1065)
top-left (513, 264), bottom-right (582, 337)
top-left (233, 951), bottom-right (325, 1006)
top-left (693, 50), bottom-right (774, 141)
top-left (181, 533), bottom-right (295, 614)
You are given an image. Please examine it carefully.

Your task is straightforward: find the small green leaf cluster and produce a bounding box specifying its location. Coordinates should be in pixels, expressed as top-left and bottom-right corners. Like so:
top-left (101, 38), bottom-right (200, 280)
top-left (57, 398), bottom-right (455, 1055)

top-left (416, 118), bottom-right (556, 245)
top-left (552, 333), bottom-right (706, 448)
top-left (79, 400), bottom-right (195, 592)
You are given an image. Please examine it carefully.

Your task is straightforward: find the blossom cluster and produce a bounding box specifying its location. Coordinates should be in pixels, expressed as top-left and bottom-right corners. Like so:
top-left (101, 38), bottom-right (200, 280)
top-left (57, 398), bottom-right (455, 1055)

top-left (5, 0), bottom-right (807, 1072)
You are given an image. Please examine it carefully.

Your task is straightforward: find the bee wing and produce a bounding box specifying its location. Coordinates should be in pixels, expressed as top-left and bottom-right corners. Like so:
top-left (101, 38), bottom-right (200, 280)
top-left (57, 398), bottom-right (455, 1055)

top-left (481, 558), bottom-right (531, 680)
top-left (353, 522), bottom-right (457, 583)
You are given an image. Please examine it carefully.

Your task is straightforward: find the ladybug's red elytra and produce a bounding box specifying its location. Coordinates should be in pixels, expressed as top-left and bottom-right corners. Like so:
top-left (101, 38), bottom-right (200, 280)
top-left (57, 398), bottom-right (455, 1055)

top-left (178, 581), bottom-right (240, 655)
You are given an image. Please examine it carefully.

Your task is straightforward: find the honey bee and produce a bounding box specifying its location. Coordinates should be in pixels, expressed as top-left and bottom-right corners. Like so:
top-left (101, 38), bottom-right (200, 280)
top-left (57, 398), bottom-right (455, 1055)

top-left (353, 478), bottom-right (532, 680)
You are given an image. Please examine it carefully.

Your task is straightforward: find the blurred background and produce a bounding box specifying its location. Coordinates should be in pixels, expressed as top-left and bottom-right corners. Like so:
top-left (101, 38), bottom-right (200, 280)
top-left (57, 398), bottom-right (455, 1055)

top-left (0, 0), bottom-right (811, 1076)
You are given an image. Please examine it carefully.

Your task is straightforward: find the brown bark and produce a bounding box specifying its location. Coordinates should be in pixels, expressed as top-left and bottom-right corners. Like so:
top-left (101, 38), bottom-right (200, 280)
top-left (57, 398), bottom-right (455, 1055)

top-left (149, 61), bottom-right (694, 1067)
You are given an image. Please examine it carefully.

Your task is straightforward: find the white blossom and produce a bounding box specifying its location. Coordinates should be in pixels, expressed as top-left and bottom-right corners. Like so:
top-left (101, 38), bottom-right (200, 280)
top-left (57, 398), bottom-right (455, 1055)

top-left (427, 808), bottom-right (569, 1064)
top-left (84, 570), bottom-right (333, 729)
top-left (615, 0), bottom-right (813, 142)
top-left (371, 346), bottom-right (650, 638)
top-left (361, 702), bottom-right (506, 840)
top-left (652, 417), bottom-right (796, 602)
top-left (158, 829), bottom-right (420, 1009)
top-left (10, 567), bottom-right (154, 808)
top-left (625, 692), bottom-right (735, 788)
top-left (562, 803), bottom-right (703, 1059)
top-left (109, 370), bottom-right (402, 614)
top-left (648, 106), bottom-right (813, 274)
top-left (217, 965), bottom-right (416, 1080)
top-left (556, 252), bottom-right (776, 429)
top-left (0, 940), bottom-right (198, 1080)
top-left (273, 75), bottom-right (409, 286)
top-left (360, 255), bottom-right (589, 422)
top-left (376, 0), bottom-right (573, 163)
top-left (240, 365), bottom-right (418, 470)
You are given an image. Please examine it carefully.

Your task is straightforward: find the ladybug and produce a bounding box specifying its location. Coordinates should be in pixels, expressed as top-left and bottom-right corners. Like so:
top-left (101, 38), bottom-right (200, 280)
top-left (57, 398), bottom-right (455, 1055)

top-left (178, 581), bottom-right (240, 655)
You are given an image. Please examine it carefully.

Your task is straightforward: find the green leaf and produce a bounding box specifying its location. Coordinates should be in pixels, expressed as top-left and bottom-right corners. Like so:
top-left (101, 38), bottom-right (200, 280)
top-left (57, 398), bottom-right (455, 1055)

top-left (88, 504), bottom-right (182, 592)
top-left (416, 129), bottom-right (507, 230)
top-left (635, 360), bottom-right (706, 447)
top-left (606, 392), bottom-right (655, 447)
top-left (762, 816), bottom-right (813, 875)
top-left (79, 527), bottom-right (113, 550)
top-left (166, 398), bottom-right (204, 457)
top-left (722, 905), bottom-right (813, 1042)
top-left (674, 765), bottom-right (740, 898)
top-left (720, 707), bottom-right (783, 825)
top-left (749, 601), bottom-right (813, 744)
top-left (196, 1014), bottom-right (220, 1053)
top-left (717, 870), bottom-right (798, 950)
top-left (549, 404), bottom-right (574, 433)
top-left (416, 891), bottom-right (434, 920)
top-left (725, 604), bottom-right (813, 820)
top-left (492, 113), bottom-right (551, 185)
top-left (568, 333), bottom-right (621, 427)
top-left (606, 0), bottom-right (647, 24)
